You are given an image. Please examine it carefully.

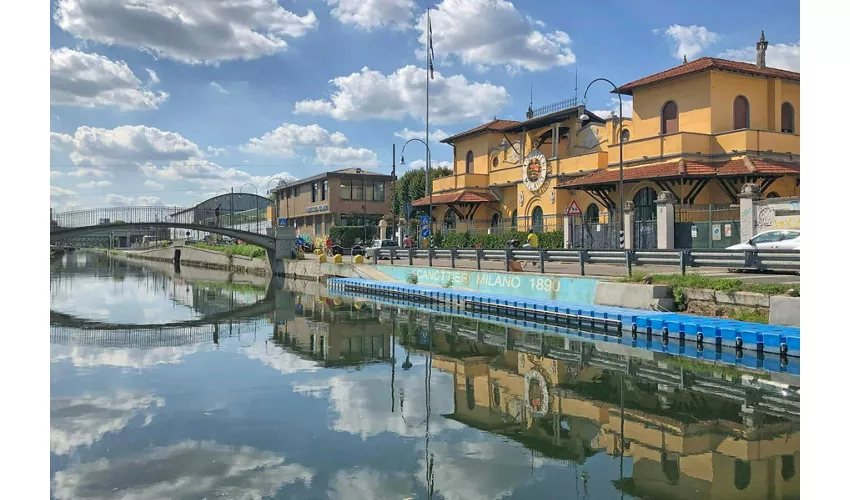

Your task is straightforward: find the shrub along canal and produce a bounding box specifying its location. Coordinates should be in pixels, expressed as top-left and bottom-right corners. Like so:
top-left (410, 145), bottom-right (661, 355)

top-left (50, 251), bottom-right (800, 499)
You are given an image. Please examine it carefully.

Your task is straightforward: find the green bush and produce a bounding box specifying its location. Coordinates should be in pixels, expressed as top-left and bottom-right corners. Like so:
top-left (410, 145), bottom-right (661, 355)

top-left (431, 230), bottom-right (564, 249)
top-left (406, 272), bottom-right (419, 284)
top-left (329, 226), bottom-right (378, 247)
top-left (191, 242), bottom-right (266, 258)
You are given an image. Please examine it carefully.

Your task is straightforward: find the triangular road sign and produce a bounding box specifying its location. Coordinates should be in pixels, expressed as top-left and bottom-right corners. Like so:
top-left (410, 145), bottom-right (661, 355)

top-left (566, 200), bottom-right (582, 216)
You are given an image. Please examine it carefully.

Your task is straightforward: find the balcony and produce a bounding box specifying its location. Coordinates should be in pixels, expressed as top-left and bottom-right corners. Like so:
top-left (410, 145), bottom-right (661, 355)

top-left (554, 151), bottom-right (608, 175)
top-left (607, 130), bottom-right (799, 166)
top-left (432, 173), bottom-right (490, 193)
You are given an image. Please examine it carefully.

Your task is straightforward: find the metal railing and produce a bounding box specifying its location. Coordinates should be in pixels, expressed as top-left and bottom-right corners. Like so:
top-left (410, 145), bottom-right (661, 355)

top-left (50, 206), bottom-right (269, 235)
top-left (369, 247), bottom-right (800, 276)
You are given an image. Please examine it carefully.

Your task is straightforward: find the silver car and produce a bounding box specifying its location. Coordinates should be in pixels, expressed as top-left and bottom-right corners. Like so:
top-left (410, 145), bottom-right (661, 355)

top-left (365, 239), bottom-right (399, 259)
top-left (726, 229), bottom-right (800, 251)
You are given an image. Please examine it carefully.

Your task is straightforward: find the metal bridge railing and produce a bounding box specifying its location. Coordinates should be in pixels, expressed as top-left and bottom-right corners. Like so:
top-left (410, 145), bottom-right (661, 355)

top-left (370, 247), bottom-right (800, 276)
top-left (50, 206), bottom-right (269, 235)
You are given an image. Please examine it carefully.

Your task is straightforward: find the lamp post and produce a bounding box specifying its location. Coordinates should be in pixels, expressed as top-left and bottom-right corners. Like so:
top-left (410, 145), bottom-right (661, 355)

top-left (356, 168), bottom-right (367, 244)
top-left (579, 78), bottom-right (625, 248)
top-left (399, 138), bottom-right (433, 247)
top-left (240, 183), bottom-right (259, 234)
top-left (267, 177), bottom-right (289, 228)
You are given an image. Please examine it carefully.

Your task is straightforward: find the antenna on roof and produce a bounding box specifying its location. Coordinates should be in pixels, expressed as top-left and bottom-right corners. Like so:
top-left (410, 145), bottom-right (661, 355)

top-left (574, 65), bottom-right (578, 101)
top-left (526, 82), bottom-right (534, 119)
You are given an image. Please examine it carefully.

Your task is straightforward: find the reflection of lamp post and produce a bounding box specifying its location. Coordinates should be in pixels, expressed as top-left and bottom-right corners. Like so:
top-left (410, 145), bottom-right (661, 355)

top-left (579, 78), bottom-right (624, 248)
top-left (241, 183), bottom-right (259, 234)
top-left (399, 138), bottom-right (433, 246)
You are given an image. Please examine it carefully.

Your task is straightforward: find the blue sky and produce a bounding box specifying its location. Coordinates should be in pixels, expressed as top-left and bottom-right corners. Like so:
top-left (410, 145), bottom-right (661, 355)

top-left (49, 0), bottom-right (800, 210)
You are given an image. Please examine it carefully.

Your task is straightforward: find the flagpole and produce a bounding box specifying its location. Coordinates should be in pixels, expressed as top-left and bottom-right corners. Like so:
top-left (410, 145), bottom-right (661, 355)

top-left (426, 7), bottom-right (432, 242)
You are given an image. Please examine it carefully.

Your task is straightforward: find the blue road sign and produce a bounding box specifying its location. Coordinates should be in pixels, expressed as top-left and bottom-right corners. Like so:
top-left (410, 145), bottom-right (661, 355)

top-left (278, 217), bottom-right (287, 226)
top-left (420, 215), bottom-right (430, 226)
top-left (421, 228), bottom-right (431, 238)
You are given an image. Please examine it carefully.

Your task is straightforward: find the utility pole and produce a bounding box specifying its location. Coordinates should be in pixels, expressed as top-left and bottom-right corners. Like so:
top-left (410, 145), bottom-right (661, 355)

top-left (391, 144), bottom-right (396, 242)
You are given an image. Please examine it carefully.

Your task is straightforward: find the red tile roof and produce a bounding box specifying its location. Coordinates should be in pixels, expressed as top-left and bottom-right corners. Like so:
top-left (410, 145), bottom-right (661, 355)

top-left (411, 190), bottom-right (499, 206)
top-left (440, 119), bottom-right (520, 144)
top-left (559, 157), bottom-right (799, 189)
top-left (615, 57), bottom-right (800, 95)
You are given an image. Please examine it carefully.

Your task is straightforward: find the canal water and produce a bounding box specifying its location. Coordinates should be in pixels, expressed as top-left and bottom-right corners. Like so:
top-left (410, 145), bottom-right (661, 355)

top-left (51, 252), bottom-right (801, 500)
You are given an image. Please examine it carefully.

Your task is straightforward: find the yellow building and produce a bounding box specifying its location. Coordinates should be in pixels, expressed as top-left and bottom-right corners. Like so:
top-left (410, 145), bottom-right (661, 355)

top-left (417, 32), bottom-right (799, 238)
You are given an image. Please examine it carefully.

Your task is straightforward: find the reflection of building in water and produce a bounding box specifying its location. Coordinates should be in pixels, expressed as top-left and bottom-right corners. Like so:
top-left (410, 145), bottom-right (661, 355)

top-left (273, 295), bottom-right (393, 367)
top-left (400, 311), bottom-right (799, 500)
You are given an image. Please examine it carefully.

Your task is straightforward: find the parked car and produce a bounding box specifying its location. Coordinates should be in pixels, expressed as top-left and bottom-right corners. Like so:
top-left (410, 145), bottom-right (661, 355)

top-left (365, 239), bottom-right (399, 259)
top-left (726, 229), bottom-right (800, 251)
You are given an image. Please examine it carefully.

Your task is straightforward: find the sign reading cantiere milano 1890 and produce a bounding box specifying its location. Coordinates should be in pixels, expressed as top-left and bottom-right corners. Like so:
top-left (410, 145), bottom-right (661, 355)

top-left (376, 265), bottom-right (600, 304)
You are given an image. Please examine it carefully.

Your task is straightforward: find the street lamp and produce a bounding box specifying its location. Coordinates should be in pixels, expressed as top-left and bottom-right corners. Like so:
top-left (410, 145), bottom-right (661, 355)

top-left (266, 177), bottom-right (289, 228)
top-left (579, 78), bottom-right (625, 248)
top-left (399, 138), bottom-right (433, 247)
top-left (240, 183), bottom-right (259, 234)
top-left (356, 168), bottom-right (367, 244)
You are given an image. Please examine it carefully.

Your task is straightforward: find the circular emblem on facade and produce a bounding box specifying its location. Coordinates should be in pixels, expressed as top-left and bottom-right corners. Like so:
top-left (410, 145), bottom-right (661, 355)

top-left (524, 369), bottom-right (550, 417)
top-left (523, 151), bottom-right (548, 193)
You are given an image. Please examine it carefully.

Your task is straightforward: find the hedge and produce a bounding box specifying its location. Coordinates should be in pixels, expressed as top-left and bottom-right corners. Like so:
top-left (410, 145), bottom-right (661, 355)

top-left (329, 226), bottom-right (378, 248)
top-left (431, 230), bottom-right (565, 249)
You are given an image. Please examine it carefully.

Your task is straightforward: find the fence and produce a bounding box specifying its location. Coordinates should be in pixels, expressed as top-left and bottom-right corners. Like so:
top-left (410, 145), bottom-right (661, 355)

top-left (754, 197), bottom-right (800, 233)
top-left (569, 215), bottom-right (620, 249)
top-left (440, 214), bottom-right (564, 234)
top-left (674, 204), bottom-right (740, 249)
top-left (370, 247), bottom-right (799, 276)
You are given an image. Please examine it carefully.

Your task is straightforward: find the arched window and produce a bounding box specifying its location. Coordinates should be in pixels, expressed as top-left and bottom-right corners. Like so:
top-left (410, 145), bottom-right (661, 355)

top-left (781, 455), bottom-right (796, 481)
top-left (586, 203), bottom-right (600, 223)
top-left (734, 96), bottom-right (750, 129)
top-left (531, 206), bottom-right (544, 233)
top-left (766, 191), bottom-right (780, 199)
top-left (633, 187), bottom-right (657, 222)
top-left (511, 210), bottom-right (518, 230)
top-left (734, 459), bottom-right (752, 490)
top-left (465, 150), bottom-right (474, 173)
top-left (465, 377), bottom-right (475, 410)
top-left (620, 129), bottom-right (630, 143)
top-left (491, 213), bottom-right (501, 228)
top-left (661, 101), bottom-right (679, 134)
top-left (781, 102), bottom-right (795, 133)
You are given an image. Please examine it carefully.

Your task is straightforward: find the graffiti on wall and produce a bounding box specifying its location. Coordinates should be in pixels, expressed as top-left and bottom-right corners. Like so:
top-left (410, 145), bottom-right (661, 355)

top-left (755, 198), bottom-right (800, 232)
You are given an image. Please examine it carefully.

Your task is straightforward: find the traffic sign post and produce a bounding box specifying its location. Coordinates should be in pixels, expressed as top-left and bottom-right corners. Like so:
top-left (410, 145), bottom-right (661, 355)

top-left (421, 228), bottom-right (431, 238)
top-left (278, 217), bottom-right (287, 227)
top-left (419, 215), bottom-right (431, 226)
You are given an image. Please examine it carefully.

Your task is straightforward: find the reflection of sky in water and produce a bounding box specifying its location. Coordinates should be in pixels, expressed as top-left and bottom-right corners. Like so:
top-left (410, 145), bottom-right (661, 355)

top-left (50, 254), bottom-right (795, 500)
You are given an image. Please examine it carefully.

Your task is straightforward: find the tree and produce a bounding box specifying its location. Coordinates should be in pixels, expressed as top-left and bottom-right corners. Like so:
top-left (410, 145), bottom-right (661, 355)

top-left (392, 166), bottom-right (452, 218)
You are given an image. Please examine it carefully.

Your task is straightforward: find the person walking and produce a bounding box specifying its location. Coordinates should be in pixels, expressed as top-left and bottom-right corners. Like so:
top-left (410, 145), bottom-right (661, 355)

top-left (524, 228), bottom-right (539, 267)
top-left (403, 235), bottom-right (412, 248)
top-left (214, 204), bottom-right (221, 227)
top-left (325, 235), bottom-right (333, 256)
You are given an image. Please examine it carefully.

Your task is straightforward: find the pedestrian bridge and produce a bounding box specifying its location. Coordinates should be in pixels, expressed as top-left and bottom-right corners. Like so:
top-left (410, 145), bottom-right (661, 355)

top-left (50, 318), bottom-right (270, 348)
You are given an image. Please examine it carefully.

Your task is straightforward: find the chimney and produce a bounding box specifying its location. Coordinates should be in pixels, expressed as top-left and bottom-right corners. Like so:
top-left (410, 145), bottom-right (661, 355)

top-left (756, 30), bottom-right (768, 69)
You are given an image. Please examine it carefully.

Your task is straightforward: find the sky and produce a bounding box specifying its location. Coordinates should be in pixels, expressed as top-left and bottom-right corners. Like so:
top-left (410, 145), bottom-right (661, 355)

top-left (48, 0), bottom-right (801, 210)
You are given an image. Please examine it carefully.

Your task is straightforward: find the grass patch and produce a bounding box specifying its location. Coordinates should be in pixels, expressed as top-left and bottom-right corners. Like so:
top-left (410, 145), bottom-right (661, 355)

top-left (618, 273), bottom-right (799, 296)
top-left (726, 308), bottom-right (769, 324)
top-left (193, 280), bottom-right (266, 294)
top-left (190, 242), bottom-right (267, 259)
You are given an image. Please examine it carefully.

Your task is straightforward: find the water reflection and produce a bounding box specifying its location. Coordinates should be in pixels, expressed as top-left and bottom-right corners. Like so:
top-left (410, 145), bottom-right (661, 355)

top-left (50, 252), bottom-right (799, 499)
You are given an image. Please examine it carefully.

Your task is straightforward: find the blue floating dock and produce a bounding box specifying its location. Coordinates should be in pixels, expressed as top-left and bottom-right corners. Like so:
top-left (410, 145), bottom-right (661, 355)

top-left (327, 277), bottom-right (801, 358)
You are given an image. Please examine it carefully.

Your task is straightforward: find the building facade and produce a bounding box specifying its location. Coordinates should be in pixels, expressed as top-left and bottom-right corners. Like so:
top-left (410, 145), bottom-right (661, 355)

top-left (417, 32), bottom-right (799, 242)
top-left (271, 168), bottom-right (394, 238)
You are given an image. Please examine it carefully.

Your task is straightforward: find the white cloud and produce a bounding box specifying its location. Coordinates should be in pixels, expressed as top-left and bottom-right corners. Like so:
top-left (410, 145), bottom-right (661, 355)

top-left (328, 468), bottom-right (414, 500)
top-left (240, 342), bottom-right (320, 375)
top-left (53, 0), bottom-right (319, 65)
top-left (659, 25), bottom-right (719, 60)
top-left (206, 146), bottom-right (228, 157)
top-left (52, 440), bottom-right (315, 500)
top-left (408, 159), bottom-right (451, 169)
top-left (315, 147), bottom-right (379, 167)
top-left (51, 171), bottom-right (63, 179)
top-left (51, 47), bottom-right (168, 110)
top-left (295, 65), bottom-right (509, 124)
top-left (105, 193), bottom-right (163, 206)
top-left (210, 81), bottom-right (229, 94)
top-left (144, 180), bottom-right (164, 190)
top-left (718, 42), bottom-right (800, 72)
top-left (50, 125), bottom-right (204, 173)
top-left (51, 344), bottom-right (202, 369)
top-left (67, 167), bottom-right (114, 178)
top-left (591, 97), bottom-right (634, 119)
top-left (51, 185), bottom-right (77, 198)
top-left (146, 69), bottom-right (160, 84)
top-left (142, 159), bottom-right (297, 192)
top-left (394, 128), bottom-right (450, 142)
top-left (327, 0), bottom-right (414, 31)
top-left (418, 0), bottom-right (576, 72)
top-left (77, 180), bottom-right (112, 188)
top-left (51, 392), bottom-right (165, 455)
top-left (240, 123), bottom-right (348, 158)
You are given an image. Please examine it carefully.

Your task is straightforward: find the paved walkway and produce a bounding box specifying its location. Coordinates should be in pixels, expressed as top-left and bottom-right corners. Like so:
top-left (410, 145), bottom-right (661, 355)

top-left (304, 254), bottom-right (800, 285)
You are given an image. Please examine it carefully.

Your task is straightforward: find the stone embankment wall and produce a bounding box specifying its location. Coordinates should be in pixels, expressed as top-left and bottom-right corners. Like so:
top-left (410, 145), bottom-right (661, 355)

top-left (118, 246), bottom-right (270, 276)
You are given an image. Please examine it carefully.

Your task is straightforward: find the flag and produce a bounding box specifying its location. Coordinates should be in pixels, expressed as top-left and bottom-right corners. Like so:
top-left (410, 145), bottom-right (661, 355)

top-left (427, 9), bottom-right (435, 79)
